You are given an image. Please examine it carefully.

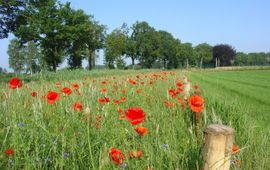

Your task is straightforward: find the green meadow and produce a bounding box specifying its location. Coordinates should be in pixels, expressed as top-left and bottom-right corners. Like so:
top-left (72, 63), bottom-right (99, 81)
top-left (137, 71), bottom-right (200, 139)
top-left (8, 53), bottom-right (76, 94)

top-left (0, 68), bottom-right (269, 169)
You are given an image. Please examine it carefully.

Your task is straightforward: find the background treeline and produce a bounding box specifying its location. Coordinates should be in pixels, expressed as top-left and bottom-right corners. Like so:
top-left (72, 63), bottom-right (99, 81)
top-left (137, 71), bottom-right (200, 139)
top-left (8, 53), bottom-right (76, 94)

top-left (1, 0), bottom-right (270, 73)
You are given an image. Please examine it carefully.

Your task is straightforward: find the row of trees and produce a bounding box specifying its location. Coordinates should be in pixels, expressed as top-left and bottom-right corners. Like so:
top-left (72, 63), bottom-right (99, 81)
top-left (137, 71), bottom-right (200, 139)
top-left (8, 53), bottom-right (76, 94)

top-left (105, 22), bottom-right (214, 69)
top-left (1, 1), bottom-right (270, 73)
top-left (2, 0), bottom-right (105, 72)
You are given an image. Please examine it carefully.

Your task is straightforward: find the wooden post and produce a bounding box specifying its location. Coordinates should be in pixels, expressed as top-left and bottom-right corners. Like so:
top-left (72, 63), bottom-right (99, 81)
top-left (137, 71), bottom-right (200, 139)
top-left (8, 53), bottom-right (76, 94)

top-left (202, 124), bottom-right (234, 170)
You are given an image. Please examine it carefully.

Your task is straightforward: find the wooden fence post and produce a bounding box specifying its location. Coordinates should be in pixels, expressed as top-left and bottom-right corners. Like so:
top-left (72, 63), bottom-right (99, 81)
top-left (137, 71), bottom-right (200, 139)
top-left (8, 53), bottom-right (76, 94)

top-left (202, 124), bottom-right (235, 170)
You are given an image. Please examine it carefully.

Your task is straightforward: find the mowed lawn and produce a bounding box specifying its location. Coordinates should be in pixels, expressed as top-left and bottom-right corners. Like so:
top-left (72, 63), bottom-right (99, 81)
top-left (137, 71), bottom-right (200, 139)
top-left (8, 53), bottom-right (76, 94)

top-left (188, 69), bottom-right (270, 129)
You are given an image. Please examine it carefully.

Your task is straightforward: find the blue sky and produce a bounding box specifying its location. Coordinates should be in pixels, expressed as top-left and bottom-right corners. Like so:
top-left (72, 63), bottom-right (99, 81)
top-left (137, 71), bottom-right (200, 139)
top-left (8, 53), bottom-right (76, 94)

top-left (1, 0), bottom-right (270, 70)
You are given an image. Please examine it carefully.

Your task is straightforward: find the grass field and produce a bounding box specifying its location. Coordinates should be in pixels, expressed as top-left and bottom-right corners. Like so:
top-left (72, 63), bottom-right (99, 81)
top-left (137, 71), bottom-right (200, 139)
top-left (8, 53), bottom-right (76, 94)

top-left (0, 69), bottom-right (269, 169)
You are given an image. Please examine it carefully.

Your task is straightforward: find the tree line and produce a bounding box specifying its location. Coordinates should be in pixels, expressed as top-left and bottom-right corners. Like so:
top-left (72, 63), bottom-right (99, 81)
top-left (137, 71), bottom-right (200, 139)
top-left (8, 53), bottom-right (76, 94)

top-left (1, 0), bottom-right (270, 73)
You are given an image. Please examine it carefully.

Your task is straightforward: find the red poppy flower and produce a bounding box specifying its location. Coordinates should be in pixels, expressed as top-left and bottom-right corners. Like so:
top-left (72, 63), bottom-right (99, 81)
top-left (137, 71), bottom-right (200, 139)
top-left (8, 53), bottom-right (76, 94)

top-left (4, 148), bottom-right (14, 156)
top-left (109, 148), bottom-right (124, 165)
top-left (119, 115), bottom-right (125, 120)
top-left (71, 83), bottom-right (79, 90)
top-left (168, 89), bottom-right (178, 98)
top-left (47, 91), bottom-right (59, 104)
top-left (114, 99), bottom-right (119, 105)
top-left (135, 126), bottom-right (148, 136)
top-left (125, 107), bottom-right (146, 125)
top-left (122, 90), bottom-right (126, 94)
top-left (164, 100), bottom-right (175, 107)
top-left (104, 97), bottom-right (110, 102)
top-left (181, 103), bottom-right (185, 110)
top-left (100, 88), bottom-right (107, 93)
top-left (9, 77), bottom-right (22, 89)
top-left (232, 145), bottom-right (239, 155)
top-left (128, 150), bottom-right (142, 159)
top-left (117, 109), bottom-right (123, 114)
top-left (188, 95), bottom-right (204, 113)
top-left (176, 80), bottom-right (182, 87)
top-left (61, 87), bottom-right (72, 96)
top-left (136, 89), bottom-right (142, 94)
top-left (121, 97), bottom-right (126, 103)
top-left (73, 102), bottom-right (83, 112)
top-left (31, 92), bottom-right (37, 97)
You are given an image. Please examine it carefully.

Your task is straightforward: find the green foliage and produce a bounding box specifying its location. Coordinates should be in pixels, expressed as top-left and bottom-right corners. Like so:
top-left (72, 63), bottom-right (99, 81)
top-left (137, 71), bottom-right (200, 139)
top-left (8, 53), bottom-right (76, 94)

top-left (0, 0), bottom-right (26, 38)
top-left (8, 38), bottom-right (43, 74)
top-left (8, 39), bottom-right (25, 73)
top-left (212, 44), bottom-right (236, 66)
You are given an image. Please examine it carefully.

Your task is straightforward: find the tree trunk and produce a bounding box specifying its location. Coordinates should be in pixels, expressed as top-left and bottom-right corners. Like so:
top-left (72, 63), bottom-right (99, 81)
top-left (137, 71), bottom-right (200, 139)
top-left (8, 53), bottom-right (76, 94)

top-left (186, 58), bottom-right (189, 69)
top-left (92, 51), bottom-right (95, 68)
top-left (131, 56), bottom-right (135, 69)
top-left (88, 48), bottom-right (92, 70)
top-left (163, 59), bottom-right (166, 70)
top-left (53, 61), bottom-right (56, 72)
top-left (200, 57), bottom-right (203, 68)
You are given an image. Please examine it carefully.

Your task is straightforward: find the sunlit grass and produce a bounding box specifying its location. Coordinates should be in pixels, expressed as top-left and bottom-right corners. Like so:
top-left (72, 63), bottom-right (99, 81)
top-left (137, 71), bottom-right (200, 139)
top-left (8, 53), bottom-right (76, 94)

top-left (0, 69), bottom-right (269, 169)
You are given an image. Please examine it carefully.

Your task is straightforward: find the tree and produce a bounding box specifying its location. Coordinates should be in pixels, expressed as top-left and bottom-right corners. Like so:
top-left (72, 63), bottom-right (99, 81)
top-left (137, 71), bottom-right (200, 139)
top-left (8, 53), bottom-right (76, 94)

top-left (194, 43), bottom-right (212, 68)
top-left (157, 30), bottom-right (176, 69)
top-left (131, 21), bottom-right (159, 68)
top-left (24, 41), bottom-right (42, 74)
top-left (0, 0), bottom-right (26, 39)
top-left (14, 1), bottom-right (75, 71)
top-left (105, 27), bottom-right (127, 69)
top-left (176, 43), bottom-right (195, 68)
top-left (84, 20), bottom-right (106, 70)
top-left (212, 44), bottom-right (236, 66)
top-left (8, 39), bottom-right (25, 73)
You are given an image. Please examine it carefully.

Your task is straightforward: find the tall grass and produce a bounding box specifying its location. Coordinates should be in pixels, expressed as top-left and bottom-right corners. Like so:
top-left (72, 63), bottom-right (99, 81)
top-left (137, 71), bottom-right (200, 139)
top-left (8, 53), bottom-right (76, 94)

top-left (0, 69), bottom-right (269, 169)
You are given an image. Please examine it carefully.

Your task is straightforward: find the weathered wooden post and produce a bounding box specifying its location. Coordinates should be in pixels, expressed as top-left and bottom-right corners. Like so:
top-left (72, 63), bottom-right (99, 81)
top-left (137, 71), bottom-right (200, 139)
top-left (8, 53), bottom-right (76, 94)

top-left (202, 124), bottom-right (234, 170)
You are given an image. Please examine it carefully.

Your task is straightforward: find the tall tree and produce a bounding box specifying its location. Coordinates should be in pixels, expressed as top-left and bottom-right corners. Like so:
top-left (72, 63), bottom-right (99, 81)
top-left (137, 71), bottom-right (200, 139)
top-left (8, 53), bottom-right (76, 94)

top-left (157, 30), bottom-right (176, 69)
top-left (177, 43), bottom-right (195, 68)
top-left (131, 21), bottom-right (159, 68)
top-left (105, 28), bottom-right (127, 69)
top-left (212, 44), bottom-right (236, 66)
top-left (194, 43), bottom-right (212, 67)
top-left (8, 39), bottom-right (25, 73)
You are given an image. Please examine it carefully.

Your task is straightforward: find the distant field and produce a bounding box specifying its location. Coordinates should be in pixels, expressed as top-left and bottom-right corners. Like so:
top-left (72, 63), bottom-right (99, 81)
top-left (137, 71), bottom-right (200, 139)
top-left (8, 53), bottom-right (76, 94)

top-left (189, 69), bottom-right (270, 129)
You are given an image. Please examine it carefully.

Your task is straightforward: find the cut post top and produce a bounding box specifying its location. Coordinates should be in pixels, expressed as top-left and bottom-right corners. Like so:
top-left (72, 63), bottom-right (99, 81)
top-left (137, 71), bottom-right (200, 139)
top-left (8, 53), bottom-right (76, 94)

top-left (204, 124), bottom-right (235, 135)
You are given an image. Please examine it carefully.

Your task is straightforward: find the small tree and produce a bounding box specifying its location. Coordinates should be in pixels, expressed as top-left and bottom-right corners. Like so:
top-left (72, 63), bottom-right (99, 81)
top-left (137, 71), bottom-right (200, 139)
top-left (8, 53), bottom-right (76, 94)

top-left (212, 44), bottom-right (236, 66)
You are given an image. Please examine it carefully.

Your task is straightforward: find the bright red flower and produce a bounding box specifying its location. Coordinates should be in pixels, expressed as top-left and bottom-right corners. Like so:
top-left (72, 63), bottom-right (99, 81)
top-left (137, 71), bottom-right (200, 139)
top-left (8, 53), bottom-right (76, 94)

top-left (188, 95), bottom-right (204, 113)
top-left (128, 150), bottom-right (142, 159)
top-left (168, 89), bottom-right (178, 98)
top-left (232, 145), bottom-right (239, 155)
top-left (117, 109), bottom-right (123, 114)
top-left (181, 103), bottom-right (185, 110)
top-left (61, 87), bottom-right (72, 96)
top-left (136, 88), bottom-right (142, 94)
top-left (114, 99), bottom-right (119, 105)
top-left (73, 102), bottom-right (83, 112)
top-left (4, 148), bottom-right (14, 156)
top-left (100, 88), bottom-right (107, 93)
top-left (47, 91), bottom-right (59, 104)
top-left (71, 83), bottom-right (79, 90)
top-left (9, 77), bottom-right (22, 89)
top-left (164, 100), bottom-right (175, 107)
top-left (135, 126), bottom-right (148, 136)
top-left (31, 92), bottom-right (37, 97)
top-left (105, 97), bottom-right (110, 102)
top-left (121, 97), bottom-right (126, 103)
top-left (125, 107), bottom-right (146, 125)
top-left (119, 115), bottom-right (125, 120)
top-left (109, 148), bottom-right (124, 165)
top-left (176, 80), bottom-right (183, 87)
